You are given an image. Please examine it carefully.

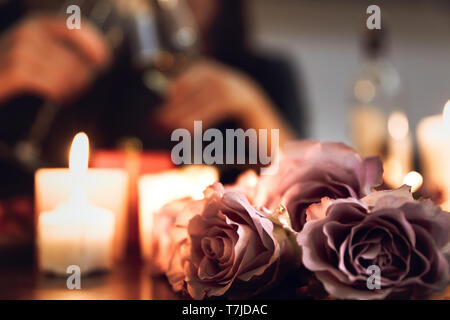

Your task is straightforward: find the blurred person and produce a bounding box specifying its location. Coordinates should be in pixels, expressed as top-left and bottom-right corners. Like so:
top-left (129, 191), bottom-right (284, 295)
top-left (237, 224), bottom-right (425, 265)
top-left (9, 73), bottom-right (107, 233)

top-left (158, 0), bottom-right (306, 141)
top-left (0, 13), bottom-right (110, 104)
top-left (0, 0), bottom-right (307, 195)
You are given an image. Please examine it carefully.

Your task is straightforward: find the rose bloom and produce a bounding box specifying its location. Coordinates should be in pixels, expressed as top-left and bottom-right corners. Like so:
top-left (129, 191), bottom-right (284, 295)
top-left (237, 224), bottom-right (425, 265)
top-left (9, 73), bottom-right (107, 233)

top-left (150, 171), bottom-right (260, 275)
top-left (255, 141), bottom-right (383, 231)
top-left (297, 187), bottom-right (450, 299)
top-left (166, 183), bottom-right (297, 299)
top-left (149, 198), bottom-right (201, 275)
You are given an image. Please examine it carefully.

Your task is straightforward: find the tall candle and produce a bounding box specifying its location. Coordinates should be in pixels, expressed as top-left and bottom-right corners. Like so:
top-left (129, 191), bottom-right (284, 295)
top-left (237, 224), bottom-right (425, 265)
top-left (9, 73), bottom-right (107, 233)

top-left (37, 133), bottom-right (115, 275)
top-left (417, 100), bottom-right (450, 202)
top-left (138, 165), bottom-right (218, 262)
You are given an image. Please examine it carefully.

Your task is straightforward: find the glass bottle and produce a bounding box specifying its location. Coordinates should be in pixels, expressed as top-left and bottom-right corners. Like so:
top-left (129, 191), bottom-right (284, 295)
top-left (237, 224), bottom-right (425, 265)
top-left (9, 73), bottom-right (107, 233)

top-left (349, 27), bottom-right (412, 187)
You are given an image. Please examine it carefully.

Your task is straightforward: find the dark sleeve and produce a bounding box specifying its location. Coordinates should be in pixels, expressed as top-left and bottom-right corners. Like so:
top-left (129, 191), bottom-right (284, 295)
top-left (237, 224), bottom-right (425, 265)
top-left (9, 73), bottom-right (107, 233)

top-left (218, 53), bottom-right (309, 137)
top-left (0, 0), bottom-right (25, 33)
top-left (0, 0), bottom-right (31, 143)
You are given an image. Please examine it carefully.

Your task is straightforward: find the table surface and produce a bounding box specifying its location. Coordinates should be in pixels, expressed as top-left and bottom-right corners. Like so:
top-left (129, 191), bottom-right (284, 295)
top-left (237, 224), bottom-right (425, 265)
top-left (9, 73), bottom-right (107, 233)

top-left (1, 248), bottom-right (449, 300)
top-left (0, 250), bottom-right (181, 300)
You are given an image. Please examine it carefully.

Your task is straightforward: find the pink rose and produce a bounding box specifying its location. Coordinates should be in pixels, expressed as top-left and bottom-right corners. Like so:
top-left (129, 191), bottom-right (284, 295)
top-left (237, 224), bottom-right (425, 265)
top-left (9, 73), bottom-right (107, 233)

top-left (297, 187), bottom-right (450, 299)
top-left (255, 141), bottom-right (383, 231)
top-left (167, 183), bottom-right (297, 299)
top-left (149, 198), bottom-right (202, 275)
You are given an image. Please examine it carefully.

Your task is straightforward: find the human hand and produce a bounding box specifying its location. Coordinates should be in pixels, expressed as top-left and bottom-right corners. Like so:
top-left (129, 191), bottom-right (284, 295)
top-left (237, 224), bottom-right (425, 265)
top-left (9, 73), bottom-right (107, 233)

top-left (156, 60), bottom-right (269, 132)
top-left (0, 14), bottom-right (111, 104)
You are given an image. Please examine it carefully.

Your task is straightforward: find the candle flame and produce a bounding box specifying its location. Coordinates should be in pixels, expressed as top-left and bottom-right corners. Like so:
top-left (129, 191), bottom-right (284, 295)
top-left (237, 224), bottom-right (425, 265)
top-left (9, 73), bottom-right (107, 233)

top-left (388, 111), bottom-right (409, 141)
top-left (443, 100), bottom-right (450, 126)
top-left (403, 171), bottom-right (423, 193)
top-left (69, 132), bottom-right (89, 176)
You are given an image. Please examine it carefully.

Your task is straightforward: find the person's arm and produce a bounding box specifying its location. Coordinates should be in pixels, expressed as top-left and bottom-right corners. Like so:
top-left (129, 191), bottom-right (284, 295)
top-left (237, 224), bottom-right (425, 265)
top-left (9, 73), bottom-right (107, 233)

top-left (156, 60), bottom-right (296, 147)
top-left (0, 14), bottom-right (110, 105)
top-left (239, 91), bottom-right (296, 147)
top-left (0, 70), bottom-right (17, 104)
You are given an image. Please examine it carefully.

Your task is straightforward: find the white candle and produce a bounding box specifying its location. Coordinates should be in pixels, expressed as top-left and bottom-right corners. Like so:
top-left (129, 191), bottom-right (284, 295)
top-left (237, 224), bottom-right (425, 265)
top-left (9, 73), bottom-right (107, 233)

top-left (35, 154), bottom-right (128, 260)
top-left (38, 202), bottom-right (115, 275)
top-left (138, 165), bottom-right (218, 262)
top-left (37, 133), bottom-right (115, 275)
top-left (384, 111), bottom-right (413, 187)
top-left (417, 100), bottom-right (450, 201)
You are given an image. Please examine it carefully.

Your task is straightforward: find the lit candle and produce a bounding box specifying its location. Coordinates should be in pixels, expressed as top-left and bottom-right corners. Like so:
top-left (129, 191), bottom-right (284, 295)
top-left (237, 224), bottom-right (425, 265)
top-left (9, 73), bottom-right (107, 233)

top-left (417, 100), bottom-right (450, 202)
top-left (35, 146), bottom-right (129, 260)
top-left (384, 111), bottom-right (413, 188)
top-left (37, 133), bottom-right (115, 275)
top-left (403, 171), bottom-right (423, 193)
top-left (138, 165), bottom-right (218, 262)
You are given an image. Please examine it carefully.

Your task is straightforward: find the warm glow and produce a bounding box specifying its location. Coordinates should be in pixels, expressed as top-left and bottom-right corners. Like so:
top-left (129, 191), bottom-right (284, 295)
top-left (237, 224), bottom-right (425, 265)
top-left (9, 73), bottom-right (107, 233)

top-left (441, 199), bottom-right (450, 212)
top-left (244, 171), bottom-right (259, 189)
top-left (157, 0), bottom-right (178, 9)
top-left (354, 79), bottom-right (376, 103)
top-left (403, 171), bottom-right (423, 192)
top-left (69, 132), bottom-right (89, 176)
top-left (388, 111), bottom-right (409, 140)
top-left (443, 100), bottom-right (450, 126)
top-left (138, 165), bottom-right (219, 260)
top-left (383, 158), bottom-right (404, 187)
top-left (183, 166), bottom-right (219, 199)
top-left (139, 166), bottom-right (218, 215)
